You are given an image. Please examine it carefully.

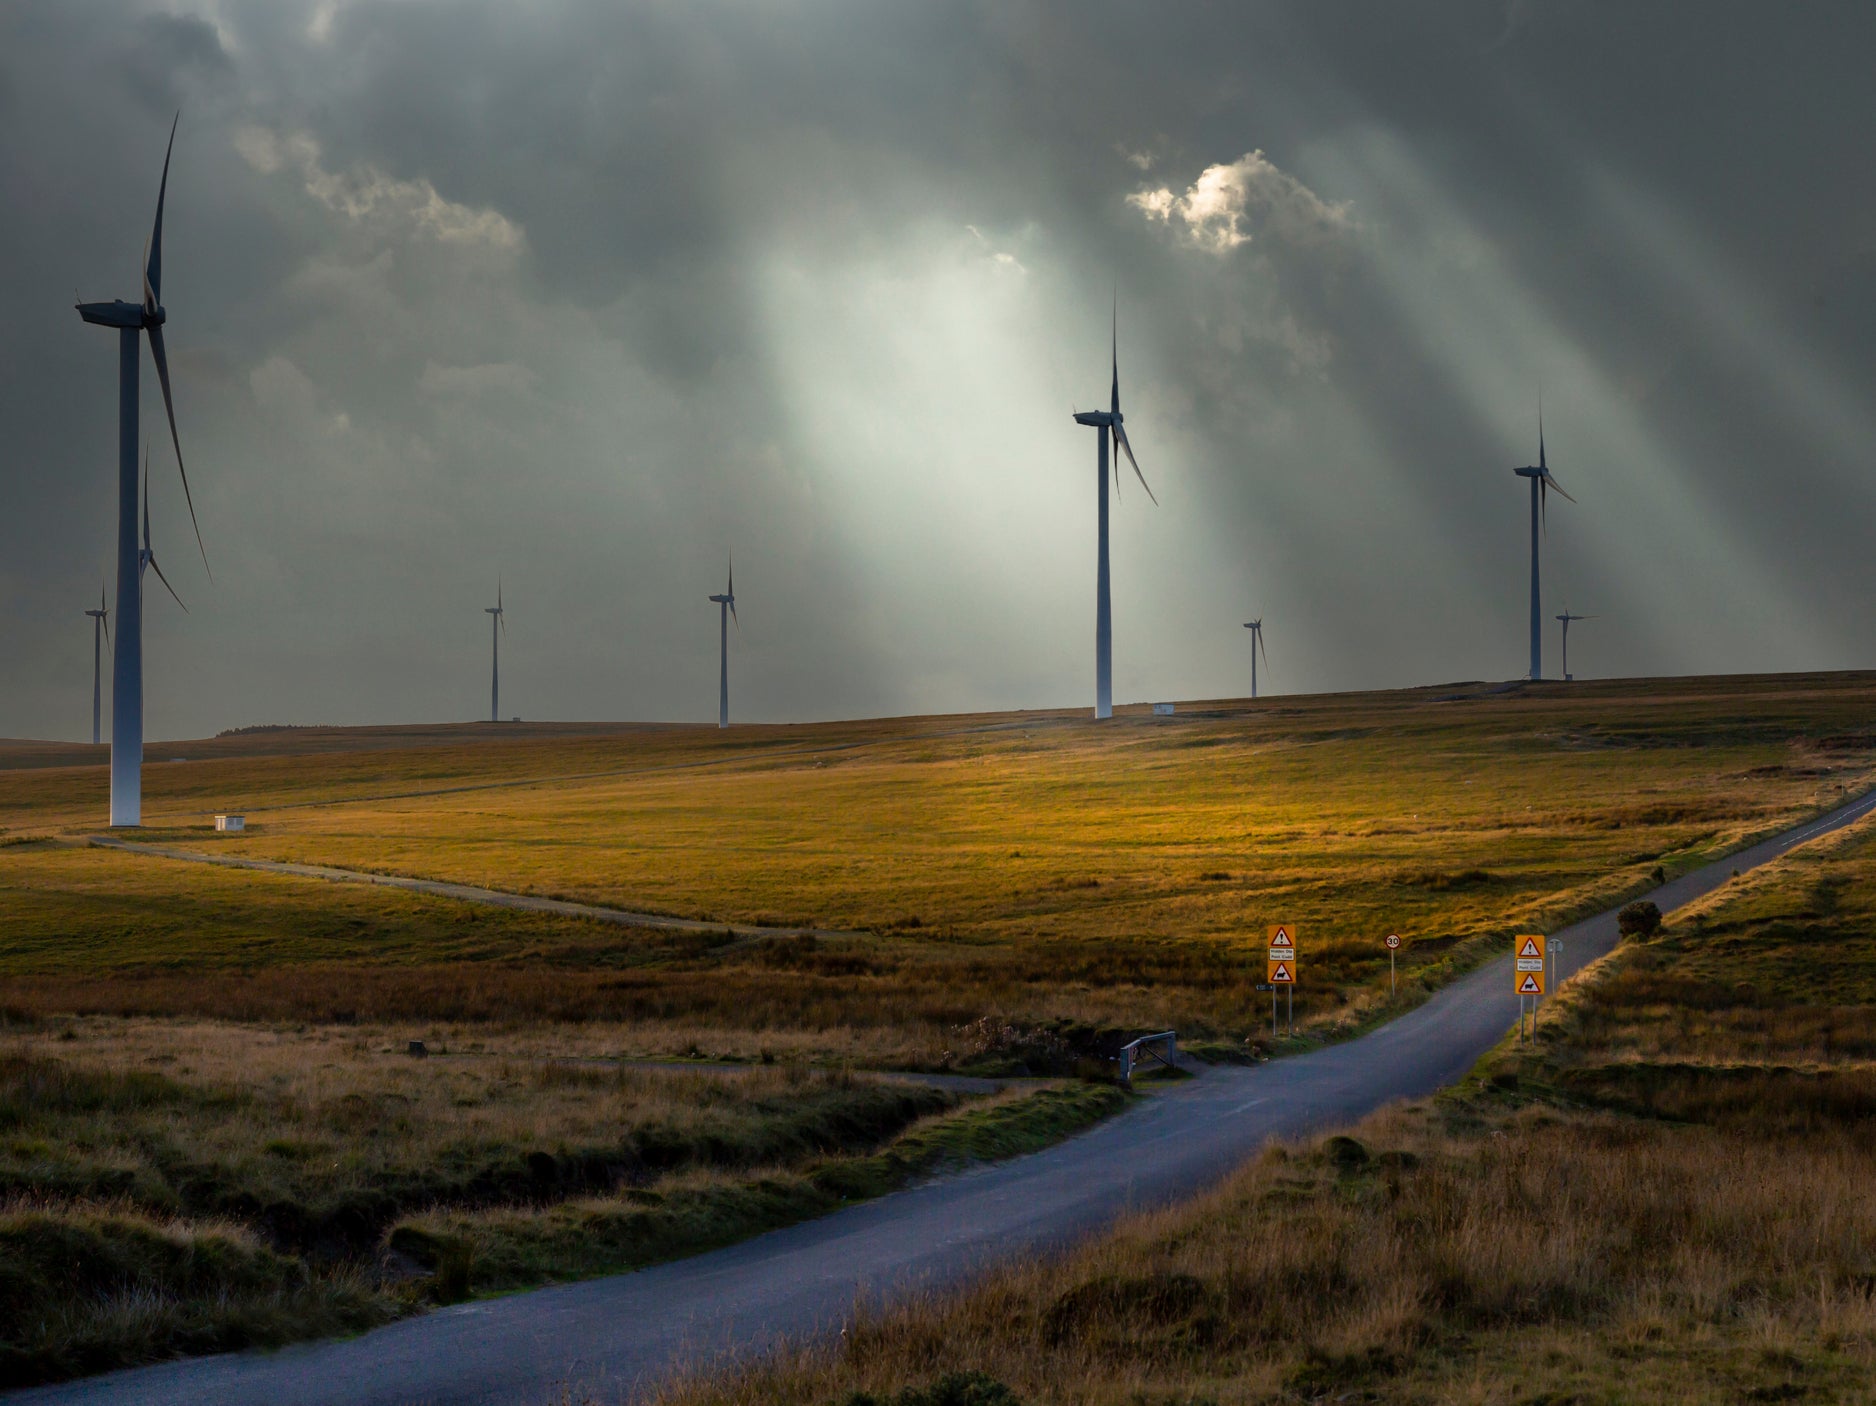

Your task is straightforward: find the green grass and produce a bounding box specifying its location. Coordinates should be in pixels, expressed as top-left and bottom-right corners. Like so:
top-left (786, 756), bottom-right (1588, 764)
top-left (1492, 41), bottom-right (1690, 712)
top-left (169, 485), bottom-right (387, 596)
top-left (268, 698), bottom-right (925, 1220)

top-left (0, 1014), bottom-right (1125, 1389)
top-left (390, 1083), bottom-right (1124, 1297)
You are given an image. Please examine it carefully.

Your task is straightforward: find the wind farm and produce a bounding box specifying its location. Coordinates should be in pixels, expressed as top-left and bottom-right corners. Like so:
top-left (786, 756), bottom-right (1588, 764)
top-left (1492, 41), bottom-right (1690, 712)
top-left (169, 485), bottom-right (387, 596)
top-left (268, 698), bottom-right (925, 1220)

top-left (8, 9), bottom-right (1876, 1406)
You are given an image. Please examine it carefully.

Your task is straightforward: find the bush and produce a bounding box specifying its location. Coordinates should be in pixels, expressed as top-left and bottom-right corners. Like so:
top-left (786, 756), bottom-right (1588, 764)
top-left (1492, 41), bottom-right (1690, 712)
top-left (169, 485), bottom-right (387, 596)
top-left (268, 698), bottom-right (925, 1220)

top-left (1618, 901), bottom-right (1663, 939)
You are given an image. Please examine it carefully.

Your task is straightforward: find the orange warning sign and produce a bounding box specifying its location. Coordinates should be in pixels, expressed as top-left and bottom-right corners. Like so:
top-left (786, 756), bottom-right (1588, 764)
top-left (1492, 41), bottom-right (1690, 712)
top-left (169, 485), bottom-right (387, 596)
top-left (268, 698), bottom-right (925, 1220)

top-left (1268, 925), bottom-right (1298, 964)
top-left (1517, 971), bottom-right (1544, 996)
top-left (1268, 958), bottom-right (1295, 984)
top-left (1515, 934), bottom-right (1546, 974)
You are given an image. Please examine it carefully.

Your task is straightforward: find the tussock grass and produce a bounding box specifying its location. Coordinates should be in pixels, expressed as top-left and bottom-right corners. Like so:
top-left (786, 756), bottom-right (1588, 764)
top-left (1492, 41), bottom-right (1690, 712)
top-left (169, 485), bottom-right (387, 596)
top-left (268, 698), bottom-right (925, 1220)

top-left (646, 811), bottom-right (1876, 1405)
top-left (0, 1017), bottom-right (1120, 1387)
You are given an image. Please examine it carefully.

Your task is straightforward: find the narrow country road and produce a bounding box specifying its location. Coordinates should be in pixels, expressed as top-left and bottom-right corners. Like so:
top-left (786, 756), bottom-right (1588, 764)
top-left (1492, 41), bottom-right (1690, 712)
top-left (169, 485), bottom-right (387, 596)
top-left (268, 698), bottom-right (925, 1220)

top-left (22, 789), bottom-right (1876, 1406)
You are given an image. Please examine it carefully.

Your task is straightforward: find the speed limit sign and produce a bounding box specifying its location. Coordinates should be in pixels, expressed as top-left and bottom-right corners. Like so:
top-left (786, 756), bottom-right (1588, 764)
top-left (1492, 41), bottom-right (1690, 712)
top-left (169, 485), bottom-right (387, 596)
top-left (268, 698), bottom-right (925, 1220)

top-left (1384, 933), bottom-right (1402, 950)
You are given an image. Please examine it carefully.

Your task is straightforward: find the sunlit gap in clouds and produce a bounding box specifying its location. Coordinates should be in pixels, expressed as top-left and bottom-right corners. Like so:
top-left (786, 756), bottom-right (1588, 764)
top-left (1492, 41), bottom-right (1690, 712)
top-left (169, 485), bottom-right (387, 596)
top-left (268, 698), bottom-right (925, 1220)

top-left (751, 220), bottom-right (1128, 718)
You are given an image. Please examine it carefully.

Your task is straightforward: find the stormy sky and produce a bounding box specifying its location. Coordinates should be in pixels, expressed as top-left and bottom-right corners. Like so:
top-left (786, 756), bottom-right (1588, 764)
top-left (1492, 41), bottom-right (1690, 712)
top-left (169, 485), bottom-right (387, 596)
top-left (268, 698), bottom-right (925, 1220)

top-left (3, 1), bottom-right (1874, 740)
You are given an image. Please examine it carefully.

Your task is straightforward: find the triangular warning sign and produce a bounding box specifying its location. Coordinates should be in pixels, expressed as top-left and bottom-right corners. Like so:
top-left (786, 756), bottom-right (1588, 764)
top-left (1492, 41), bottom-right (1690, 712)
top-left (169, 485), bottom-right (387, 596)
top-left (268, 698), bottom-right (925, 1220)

top-left (1271, 961), bottom-right (1293, 982)
top-left (1271, 928), bottom-right (1294, 949)
top-left (1517, 973), bottom-right (1541, 994)
top-left (1518, 937), bottom-right (1543, 959)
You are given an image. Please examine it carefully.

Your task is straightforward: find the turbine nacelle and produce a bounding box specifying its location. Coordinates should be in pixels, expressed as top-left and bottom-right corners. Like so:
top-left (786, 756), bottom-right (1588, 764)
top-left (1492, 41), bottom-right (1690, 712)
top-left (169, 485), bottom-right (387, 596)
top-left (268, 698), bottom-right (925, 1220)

top-left (1071, 410), bottom-right (1114, 428)
top-left (75, 299), bottom-right (156, 329)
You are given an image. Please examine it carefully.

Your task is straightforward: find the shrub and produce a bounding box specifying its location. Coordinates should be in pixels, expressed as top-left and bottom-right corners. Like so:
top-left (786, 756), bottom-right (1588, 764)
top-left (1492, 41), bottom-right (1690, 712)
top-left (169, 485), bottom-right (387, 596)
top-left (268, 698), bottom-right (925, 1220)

top-left (1618, 901), bottom-right (1663, 939)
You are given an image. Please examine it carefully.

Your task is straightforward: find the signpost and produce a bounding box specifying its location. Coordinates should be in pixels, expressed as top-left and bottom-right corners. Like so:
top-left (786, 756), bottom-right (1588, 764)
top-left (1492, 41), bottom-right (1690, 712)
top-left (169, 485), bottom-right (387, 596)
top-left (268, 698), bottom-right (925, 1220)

top-left (1515, 933), bottom-right (1547, 1038)
top-left (1384, 931), bottom-right (1402, 997)
top-left (1268, 924), bottom-right (1297, 1038)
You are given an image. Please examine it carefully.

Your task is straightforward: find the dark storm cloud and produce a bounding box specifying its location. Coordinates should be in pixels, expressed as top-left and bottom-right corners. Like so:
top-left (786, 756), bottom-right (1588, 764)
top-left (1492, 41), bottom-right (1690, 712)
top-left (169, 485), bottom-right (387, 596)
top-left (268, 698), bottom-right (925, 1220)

top-left (3, 1), bottom-right (1874, 740)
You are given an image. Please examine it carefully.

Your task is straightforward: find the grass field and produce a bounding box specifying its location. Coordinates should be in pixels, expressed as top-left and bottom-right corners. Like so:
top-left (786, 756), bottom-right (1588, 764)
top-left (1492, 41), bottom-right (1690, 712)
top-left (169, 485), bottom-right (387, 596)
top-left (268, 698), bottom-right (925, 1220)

top-left (3, 672), bottom-right (1875, 1387)
top-left (658, 805), bottom-right (1876, 1405)
top-left (4, 674), bottom-right (1874, 1058)
top-left (0, 1015), bottom-right (1122, 1388)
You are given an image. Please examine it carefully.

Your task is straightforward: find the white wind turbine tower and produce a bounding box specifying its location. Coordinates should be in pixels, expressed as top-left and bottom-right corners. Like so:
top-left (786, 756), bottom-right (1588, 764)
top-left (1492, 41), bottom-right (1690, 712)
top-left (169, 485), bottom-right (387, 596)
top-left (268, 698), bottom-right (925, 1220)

top-left (707, 555), bottom-right (737, 728)
top-left (1242, 619), bottom-right (1267, 699)
top-left (1511, 403), bottom-right (1575, 680)
top-left (1556, 608), bottom-right (1598, 682)
top-left (1071, 301), bottom-right (1156, 719)
top-left (84, 585), bottom-right (110, 745)
top-left (485, 581), bottom-right (504, 722)
top-left (74, 115), bottom-right (209, 825)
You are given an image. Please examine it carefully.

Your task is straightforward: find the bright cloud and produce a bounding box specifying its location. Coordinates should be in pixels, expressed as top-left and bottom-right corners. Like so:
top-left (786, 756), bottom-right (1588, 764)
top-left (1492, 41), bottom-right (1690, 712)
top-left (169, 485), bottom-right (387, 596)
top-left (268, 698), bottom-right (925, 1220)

top-left (1128, 150), bottom-right (1353, 254)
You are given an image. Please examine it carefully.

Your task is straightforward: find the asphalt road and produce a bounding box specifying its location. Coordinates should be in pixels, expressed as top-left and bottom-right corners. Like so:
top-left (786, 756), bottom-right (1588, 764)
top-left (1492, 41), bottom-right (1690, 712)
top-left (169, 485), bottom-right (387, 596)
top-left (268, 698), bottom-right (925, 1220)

top-left (22, 787), bottom-right (1876, 1406)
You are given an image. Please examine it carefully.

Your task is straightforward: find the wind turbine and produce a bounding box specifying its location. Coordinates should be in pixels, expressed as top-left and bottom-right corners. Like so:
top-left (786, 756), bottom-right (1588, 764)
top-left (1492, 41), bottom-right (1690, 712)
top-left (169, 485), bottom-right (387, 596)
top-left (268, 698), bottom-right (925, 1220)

top-left (707, 555), bottom-right (737, 728)
top-left (1242, 619), bottom-right (1267, 699)
top-left (84, 586), bottom-right (110, 746)
top-left (1071, 300), bottom-right (1156, 720)
top-left (75, 114), bottom-right (208, 826)
top-left (485, 581), bottom-right (504, 723)
top-left (1511, 403), bottom-right (1574, 680)
top-left (1555, 608), bottom-right (1597, 682)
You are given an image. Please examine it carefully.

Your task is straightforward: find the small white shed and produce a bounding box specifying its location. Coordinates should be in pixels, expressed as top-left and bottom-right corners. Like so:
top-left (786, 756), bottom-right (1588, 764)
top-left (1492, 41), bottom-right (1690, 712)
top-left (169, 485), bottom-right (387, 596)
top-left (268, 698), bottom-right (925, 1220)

top-left (1152, 703), bottom-right (1176, 717)
top-left (215, 814), bottom-right (246, 833)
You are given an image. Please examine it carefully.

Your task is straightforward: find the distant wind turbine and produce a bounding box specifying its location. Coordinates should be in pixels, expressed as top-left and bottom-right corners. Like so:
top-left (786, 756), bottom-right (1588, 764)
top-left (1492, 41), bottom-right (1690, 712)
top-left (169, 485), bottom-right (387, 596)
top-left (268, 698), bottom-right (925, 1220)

top-left (1242, 619), bottom-right (1267, 699)
top-left (75, 114), bottom-right (209, 826)
top-left (1555, 608), bottom-right (1598, 681)
top-left (1511, 403), bottom-right (1574, 680)
top-left (84, 585), bottom-right (110, 746)
top-left (485, 580), bottom-right (504, 722)
top-left (1071, 300), bottom-right (1156, 719)
top-left (707, 555), bottom-right (738, 728)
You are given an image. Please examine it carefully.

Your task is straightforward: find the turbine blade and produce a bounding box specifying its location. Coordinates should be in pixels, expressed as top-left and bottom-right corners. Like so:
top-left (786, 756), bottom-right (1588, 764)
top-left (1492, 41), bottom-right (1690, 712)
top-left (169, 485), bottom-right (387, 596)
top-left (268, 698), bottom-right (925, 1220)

top-left (146, 552), bottom-right (188, 613)
top-left (1259, 628), bottom-right (1268, 670)
top-left (1113, 422), bottom-right (1157, 506)
top-left (728, 549), bottom-right (734, 600)
top-left (1540, 476), bottom-right (1548, 539)
top-left (1111, 428), bottom-right (1121, 503)
top-left (146, 322), bottom-right (211, 578)
top-left (144, 112), bottom-right (178, 314)
top-left (142, 445), bottom-right (151, 551)
top-left (729, 597), bottom-right (739, 630)
top-left (1537, 390), bottom-right (1545, 474)
top-left (1110, 288), bottom-right (1119, 415)
top-left (1543, 470), bottom-right (1576, 505)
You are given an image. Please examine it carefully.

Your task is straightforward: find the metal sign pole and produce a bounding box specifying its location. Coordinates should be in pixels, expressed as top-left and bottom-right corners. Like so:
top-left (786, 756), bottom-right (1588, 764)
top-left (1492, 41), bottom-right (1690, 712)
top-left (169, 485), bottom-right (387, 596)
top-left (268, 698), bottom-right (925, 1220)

top-left (1272, 989), bottom-right (1277, 1040)
top-left (1389, 946), bottom-right (1396, 997)
top-left (1286, 985), bottom-right (1293, 1038)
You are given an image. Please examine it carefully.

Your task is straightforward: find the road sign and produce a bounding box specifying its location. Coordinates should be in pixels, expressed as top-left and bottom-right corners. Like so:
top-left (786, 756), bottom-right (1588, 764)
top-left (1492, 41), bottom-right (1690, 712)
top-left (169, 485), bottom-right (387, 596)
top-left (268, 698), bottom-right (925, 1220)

top-left (1268, 925), bottom-right (1297, 962)
top-left (1515, 934), bottom-right (1546, 973)
top-left (1517, 971), bottom-right (1544, 996)
top-left (1384, 933), bottom-right (1402, 950)
top-left (1267, 959), bottom-right (1295, 984)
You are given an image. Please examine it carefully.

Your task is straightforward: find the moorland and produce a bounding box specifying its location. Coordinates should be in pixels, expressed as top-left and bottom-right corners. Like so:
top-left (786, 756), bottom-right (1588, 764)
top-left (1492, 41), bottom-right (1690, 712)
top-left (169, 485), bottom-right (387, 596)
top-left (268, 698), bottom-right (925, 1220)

top-left (2, 671), bottom-right (1874, 1386)
top-left (665, 755), bottom-right (1876, 1405)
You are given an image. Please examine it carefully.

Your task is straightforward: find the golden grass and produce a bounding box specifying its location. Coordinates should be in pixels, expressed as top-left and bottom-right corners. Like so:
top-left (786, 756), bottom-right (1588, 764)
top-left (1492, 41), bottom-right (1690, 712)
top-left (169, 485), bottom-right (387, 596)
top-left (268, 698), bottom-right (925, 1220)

top-left (4, 674), bottom-right (1875, 1051)
top-left (643, 809), bottom-right (1876, 1405)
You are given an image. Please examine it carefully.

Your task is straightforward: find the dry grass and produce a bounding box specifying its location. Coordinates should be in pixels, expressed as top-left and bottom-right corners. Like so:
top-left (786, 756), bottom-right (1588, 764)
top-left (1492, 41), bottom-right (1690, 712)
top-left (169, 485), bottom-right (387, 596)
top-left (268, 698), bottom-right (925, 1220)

top-left (644, 811), bottom-right (1876, 1406)
top-left (5, 674), bottom-right (1875, 1052)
